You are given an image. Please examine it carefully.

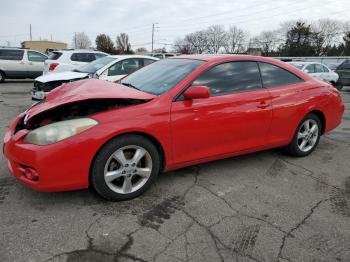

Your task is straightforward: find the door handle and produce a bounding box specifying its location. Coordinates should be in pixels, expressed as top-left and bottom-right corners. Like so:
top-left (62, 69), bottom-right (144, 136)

top-left (257, 101), bottom-right (269, 109)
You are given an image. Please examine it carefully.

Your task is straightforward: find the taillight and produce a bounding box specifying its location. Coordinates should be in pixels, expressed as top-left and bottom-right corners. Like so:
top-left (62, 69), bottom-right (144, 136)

top-left (49, 63), bottom-right (59, 71)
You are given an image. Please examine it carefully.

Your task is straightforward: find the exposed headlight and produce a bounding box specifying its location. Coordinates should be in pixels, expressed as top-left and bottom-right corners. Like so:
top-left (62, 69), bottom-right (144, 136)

top-left (24, 118), bottom-right (98, 145)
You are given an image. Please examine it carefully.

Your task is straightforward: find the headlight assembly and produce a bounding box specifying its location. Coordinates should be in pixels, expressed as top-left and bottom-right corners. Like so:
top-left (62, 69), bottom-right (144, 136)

top-left (24, 118), bottom-right (98, 145)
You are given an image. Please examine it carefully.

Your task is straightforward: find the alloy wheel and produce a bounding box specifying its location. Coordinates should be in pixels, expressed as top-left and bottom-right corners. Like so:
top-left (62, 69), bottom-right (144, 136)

top-left (103, 145), bottom-right (153, 194)
top-left (297, 119), bottom-right (319, 152)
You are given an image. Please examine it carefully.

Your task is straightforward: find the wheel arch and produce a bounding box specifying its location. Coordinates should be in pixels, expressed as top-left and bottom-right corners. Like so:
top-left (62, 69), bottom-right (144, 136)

top-left (88, 131), bottom-right (166, 186)
top-left (0, 69), bottom-right (6, 77)
top-left (308, 110), bottom-right (326, 134)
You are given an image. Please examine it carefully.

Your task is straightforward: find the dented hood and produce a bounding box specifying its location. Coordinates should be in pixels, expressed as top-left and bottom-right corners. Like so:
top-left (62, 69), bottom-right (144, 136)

top-left (26, 79), bottom-right (156, 118)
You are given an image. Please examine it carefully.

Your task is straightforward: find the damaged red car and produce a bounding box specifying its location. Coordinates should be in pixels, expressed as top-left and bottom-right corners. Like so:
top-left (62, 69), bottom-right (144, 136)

top-left (3, 55), bottom-right (345, 200)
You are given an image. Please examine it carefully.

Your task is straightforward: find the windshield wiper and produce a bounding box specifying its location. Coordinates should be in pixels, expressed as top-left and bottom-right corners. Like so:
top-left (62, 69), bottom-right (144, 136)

top-left (122, 82), bottom-right (140, 91)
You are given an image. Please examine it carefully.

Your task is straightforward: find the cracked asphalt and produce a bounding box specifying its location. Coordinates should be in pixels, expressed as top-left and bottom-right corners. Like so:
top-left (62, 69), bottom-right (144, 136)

top-left (0, 80), bottom-right (350, 262)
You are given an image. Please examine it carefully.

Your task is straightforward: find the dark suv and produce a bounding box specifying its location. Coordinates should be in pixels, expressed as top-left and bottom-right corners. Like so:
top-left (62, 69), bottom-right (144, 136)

top-left (335, 60), bottom-right (350, 90)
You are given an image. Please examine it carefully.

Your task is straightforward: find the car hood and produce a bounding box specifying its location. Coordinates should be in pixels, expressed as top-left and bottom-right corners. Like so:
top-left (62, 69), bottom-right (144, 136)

top-left (25, 79), bottom-right (156, 119)
top-left (36, 71), bottom-right (89, 83)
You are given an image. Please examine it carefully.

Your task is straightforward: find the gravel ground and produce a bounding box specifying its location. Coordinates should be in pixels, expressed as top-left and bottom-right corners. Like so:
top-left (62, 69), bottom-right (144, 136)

top-left (0, 80), bottom-right (349, 262)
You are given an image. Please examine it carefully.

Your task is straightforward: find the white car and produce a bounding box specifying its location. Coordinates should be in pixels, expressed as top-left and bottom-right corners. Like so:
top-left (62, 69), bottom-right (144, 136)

top-left (32, 55), bottom-right (159, 100)
top-left (43, 49), bottom-right (108, 75)
top-left (0, 48), bottom-right (48, 82)
top-left (288, 62), bottom-right (339, 85)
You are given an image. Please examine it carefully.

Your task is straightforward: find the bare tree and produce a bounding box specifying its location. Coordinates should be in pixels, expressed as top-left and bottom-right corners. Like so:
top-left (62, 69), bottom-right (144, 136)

top-left (185, 30), bottom-right (208, 54)
top-left (312, 19), bottom-right (343, 55)
top-left (223, 26), bottom-right (247, 53)
top-left (116, 33), bottom-right (131, 53)
top-left (251, 30), bottom-right (280, 55)
top-left (173, 38), bottom-right (195, 54)
top-left (135, 47), bottom-right (148, 54)
top-left (73, 32), bottom-right (91, 49)
top-left (205, 25), bottom-right (226, 54)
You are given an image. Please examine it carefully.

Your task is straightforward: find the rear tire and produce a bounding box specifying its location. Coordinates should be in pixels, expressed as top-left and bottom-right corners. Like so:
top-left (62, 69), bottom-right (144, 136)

top-left (334, 81), bottom-right (343, 91)
top-left (91, 134), bottom-right (160, 201)
top-left (285, 113), bottom-right (321, 157)
top-left (0, 71), bottom-right (5, 83)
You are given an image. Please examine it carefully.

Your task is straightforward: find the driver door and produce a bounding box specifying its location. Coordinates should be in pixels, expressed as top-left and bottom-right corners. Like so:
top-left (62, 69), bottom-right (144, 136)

top-left (170, 61), bottom-right (272, 165)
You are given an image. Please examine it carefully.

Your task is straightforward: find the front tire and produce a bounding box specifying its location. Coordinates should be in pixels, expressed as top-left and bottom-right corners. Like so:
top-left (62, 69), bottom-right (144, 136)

top-left (0, 71), bottom-right (5, 83)
top-left (285, 113), bottom-right (321, 157)
top-left (91, 134), bottom-right (160, 201)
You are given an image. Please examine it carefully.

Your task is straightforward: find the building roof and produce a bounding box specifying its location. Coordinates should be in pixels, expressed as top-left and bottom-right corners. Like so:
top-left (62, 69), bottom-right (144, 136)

top-left (21, 40), bottom-right (67, 45)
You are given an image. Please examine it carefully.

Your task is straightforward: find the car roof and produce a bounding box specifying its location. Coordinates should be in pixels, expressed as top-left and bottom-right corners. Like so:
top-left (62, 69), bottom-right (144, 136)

top-left (173, 54), bottom-right (279, 62)
top-left (54, 49), bottom-right (106, 54)
top-left (288, 61), bottom-right (323, 65)
top-left (108, 55), bottom-right (159, 60)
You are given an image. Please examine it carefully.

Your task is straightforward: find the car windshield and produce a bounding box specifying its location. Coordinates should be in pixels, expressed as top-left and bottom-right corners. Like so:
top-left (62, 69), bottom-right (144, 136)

top-left (120, 59), bottom-right (204, 95)
top-left (76, 56), bottom-right (117, 74)
top-left (337, 60), bottom-right (350, 70)
top-left (289, 63), bottom-right (305, 70)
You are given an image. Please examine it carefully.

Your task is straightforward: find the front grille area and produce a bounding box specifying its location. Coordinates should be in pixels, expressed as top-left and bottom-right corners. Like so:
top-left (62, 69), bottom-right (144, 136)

top-left (34, 81), bottom-right (67, 92)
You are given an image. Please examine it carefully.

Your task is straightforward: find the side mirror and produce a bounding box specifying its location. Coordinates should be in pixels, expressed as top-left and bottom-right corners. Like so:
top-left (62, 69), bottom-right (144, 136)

top-left (304, 69), bottom-right (309, 73)
top-left (184, 85), bottom-right (210, 100)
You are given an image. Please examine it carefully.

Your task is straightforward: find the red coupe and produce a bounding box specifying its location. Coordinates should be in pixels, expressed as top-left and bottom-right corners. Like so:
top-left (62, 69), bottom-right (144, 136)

top-left (3, 55), bottom-right (345, 200)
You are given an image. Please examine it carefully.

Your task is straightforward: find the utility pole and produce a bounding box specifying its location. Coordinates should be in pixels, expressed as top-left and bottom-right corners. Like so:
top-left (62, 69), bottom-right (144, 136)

top-left (74, 32), bottom-right (77, 49)
top-left (30, 24), bottom-right (32, 41)
top-left (151, 23), bottom-right (159, 54)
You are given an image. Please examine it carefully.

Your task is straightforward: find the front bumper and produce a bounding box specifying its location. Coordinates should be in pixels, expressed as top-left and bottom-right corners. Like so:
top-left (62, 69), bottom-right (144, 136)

top-left (3, 114), bottom-right (92, 192)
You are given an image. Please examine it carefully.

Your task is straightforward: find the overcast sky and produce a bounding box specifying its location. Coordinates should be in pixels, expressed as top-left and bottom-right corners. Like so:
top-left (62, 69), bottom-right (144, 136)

top-left (0, 0), bottom-right (348, 50)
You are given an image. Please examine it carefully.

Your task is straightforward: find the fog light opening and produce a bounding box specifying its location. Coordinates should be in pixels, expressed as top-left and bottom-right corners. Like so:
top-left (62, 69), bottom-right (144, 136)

top-left (23, 168), bottom-right (39, 181)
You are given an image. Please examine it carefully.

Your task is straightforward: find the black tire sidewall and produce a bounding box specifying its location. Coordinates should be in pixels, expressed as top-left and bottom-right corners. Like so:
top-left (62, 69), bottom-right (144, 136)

top-left (0, 71), bottom-right (5, 83)
top-left (91, 134), bottom-right (160, 201)
top-left (287, 114), bottom-right (322, 157)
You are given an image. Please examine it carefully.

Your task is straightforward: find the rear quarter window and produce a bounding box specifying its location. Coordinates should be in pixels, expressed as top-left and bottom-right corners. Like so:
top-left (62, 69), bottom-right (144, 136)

top-left (48, 52), bottom-right (62, 60)
top-left (259, 62), bottom-right (303, 88)
top-left (71, 53), bottom-right (96, 62)
top-left (0, 49), bottom-right (24, 61)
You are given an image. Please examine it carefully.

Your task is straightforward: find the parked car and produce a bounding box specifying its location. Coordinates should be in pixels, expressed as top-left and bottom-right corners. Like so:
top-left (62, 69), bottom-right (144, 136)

top-left (327, 63), bottom-right (341, 71)
top-left (0, 47), bottom-right (48, 82)
top-left (335, 60), bottom-right (350, 88)
top-left (3, 55), bottom-right (344, 201)
top-left (148, 53), bottom-right (176, 59)
top-left (43, 49), bottom-right (107, 75)
top-left (288, 61), bottom-right (341, 89)
top-left (32, 55), bottom-right (159, 100)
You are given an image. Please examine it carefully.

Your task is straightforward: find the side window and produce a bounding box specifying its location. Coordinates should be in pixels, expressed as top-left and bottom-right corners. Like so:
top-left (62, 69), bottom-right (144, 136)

top-left (305, 64), bottom-right (316, 73)
top-left (0, 50), bottom-right (24, 61)
top-left (144, 59), bottom-right (156, 66)
top-left (321, 65), bottom-right (329, 73)
top-left (153, 54), bottom-right (164, 59)
top-left (108, 59), bottom-right (142, 76)
top-left (315, 64), bottom-right (325, 73)
top-left (71, 53), bottom-right (96, 62)
top-left (259, 62), bottom-right (303, 88)
top-left (94, 53), bottom-right (107, 60)
top-left (192, 61), bottom-right (262, 96)
top-left (338, 61), bottom-right (350, 70)
top-left (28, 51), bottom-right (47, 62)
